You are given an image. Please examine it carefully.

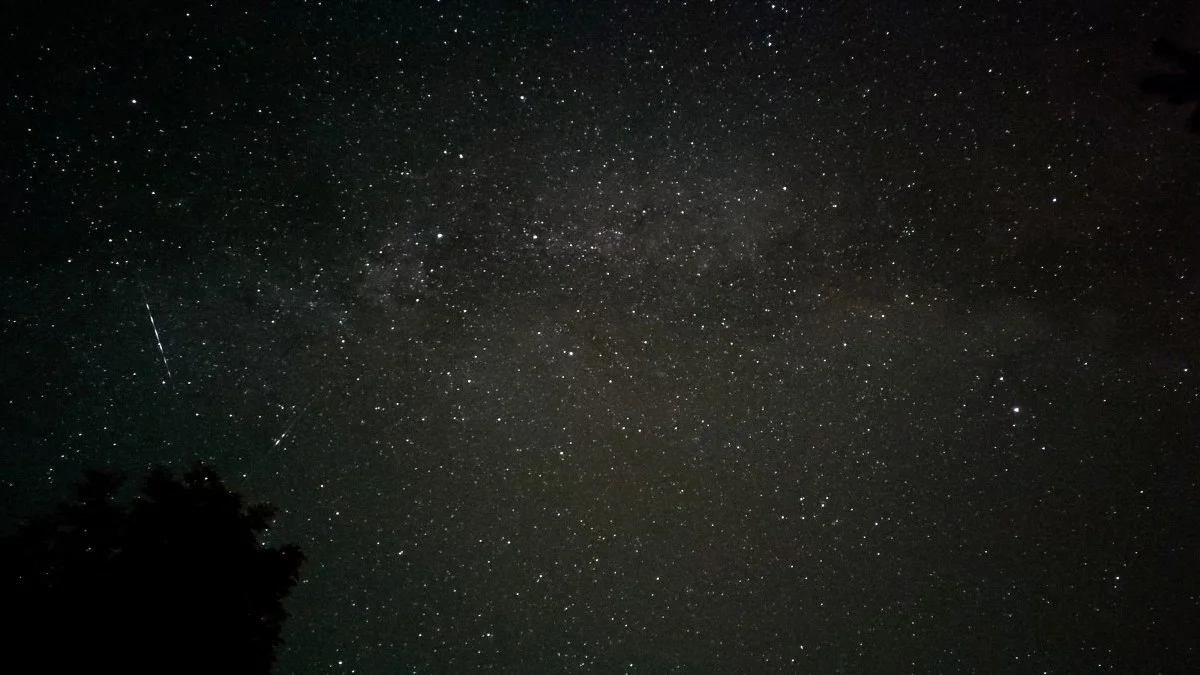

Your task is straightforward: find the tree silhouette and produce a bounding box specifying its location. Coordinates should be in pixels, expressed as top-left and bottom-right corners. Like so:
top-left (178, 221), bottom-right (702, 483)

top-left (1141, 38), bottom-right (1200, 132)
top-left (0, 463), bottom-right (304, 675)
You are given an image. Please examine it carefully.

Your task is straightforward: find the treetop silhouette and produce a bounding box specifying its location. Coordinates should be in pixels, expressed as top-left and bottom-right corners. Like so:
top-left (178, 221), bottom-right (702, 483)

top-left (1, 463), bottom-right (304, 675)
top-left (1142, 37), bottom-right (1200, 132)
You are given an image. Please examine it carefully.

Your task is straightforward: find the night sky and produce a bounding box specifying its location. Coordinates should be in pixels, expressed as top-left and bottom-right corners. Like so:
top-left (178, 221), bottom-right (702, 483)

top-left (3, 1), bottom-right (1200, 672)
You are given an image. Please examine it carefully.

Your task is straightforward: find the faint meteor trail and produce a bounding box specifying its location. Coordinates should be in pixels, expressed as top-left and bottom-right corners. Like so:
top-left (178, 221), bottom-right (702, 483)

top-left (272, 393), bottom-right (317, 448)
top-left (140, 284), bottom-right (175, 391)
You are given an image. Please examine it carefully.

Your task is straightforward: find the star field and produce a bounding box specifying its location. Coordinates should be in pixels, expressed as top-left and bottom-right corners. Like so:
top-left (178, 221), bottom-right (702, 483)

top-left (2, 1), bottom-right (1199, 672)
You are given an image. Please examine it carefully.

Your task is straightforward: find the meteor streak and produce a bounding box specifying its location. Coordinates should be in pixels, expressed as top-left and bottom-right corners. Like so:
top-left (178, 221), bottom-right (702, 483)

top-left (140, 285), bottom-right (174, 391)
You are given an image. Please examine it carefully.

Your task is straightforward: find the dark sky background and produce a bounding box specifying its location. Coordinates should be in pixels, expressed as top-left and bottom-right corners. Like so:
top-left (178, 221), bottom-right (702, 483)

top-left (3, 1), bottom-right (1199, 672)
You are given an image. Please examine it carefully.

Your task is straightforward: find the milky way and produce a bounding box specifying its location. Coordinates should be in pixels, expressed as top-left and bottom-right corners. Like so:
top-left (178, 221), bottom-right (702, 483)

top-left (3, 1), bottom-right (1199, 672)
